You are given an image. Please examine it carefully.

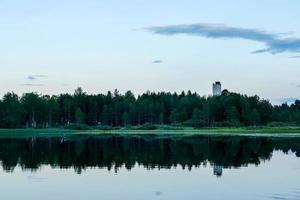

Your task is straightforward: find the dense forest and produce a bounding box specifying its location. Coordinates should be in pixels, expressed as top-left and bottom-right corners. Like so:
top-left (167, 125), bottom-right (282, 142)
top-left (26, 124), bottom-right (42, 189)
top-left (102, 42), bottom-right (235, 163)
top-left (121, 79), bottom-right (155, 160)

top-left (0, 87), bottom-right (299, 128)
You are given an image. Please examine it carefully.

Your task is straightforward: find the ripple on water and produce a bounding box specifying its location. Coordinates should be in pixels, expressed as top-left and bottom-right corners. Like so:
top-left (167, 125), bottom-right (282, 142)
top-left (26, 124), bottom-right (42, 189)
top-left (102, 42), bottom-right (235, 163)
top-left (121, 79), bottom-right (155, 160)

top-left (270, 190), bottom-right (300, 200)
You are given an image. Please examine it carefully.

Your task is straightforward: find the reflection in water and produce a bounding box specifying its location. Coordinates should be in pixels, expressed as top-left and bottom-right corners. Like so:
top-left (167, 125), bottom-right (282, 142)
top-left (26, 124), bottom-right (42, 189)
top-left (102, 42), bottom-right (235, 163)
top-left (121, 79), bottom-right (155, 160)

top-left (0, 135), bottom-right (299, 176)
top-left (213, 165), bottom-right (223, 177)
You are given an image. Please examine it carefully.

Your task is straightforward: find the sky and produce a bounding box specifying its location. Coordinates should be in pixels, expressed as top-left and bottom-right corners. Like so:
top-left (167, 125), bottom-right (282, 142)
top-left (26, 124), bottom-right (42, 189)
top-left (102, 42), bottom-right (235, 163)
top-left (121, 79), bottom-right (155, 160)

top-left (0, 0), bottom-right (300, 104)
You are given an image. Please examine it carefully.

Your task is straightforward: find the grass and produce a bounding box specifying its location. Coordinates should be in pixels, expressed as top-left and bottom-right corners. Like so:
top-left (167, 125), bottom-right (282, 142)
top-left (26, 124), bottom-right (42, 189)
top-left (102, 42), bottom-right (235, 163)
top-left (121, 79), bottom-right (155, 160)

top-left (0, 126), bottom-right (300, 138)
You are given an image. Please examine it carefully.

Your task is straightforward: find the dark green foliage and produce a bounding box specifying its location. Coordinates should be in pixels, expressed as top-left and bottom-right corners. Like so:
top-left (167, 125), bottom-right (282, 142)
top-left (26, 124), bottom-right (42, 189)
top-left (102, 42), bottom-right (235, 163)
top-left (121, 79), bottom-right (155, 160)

top-left (135, 123), bottom-right (157, 130)
top-left (75, 108), bottom-right (85, 124)
top-left (267, 122), bottom-right (296, 127)
top-left (65, 123), bottom-right (92, 130)
top-left (0, 93), bottom-right (22, 128)
top-left (154, 125), bottom-right (184, 130)
top-left (95, 125), bottom-right (117, 130)
top-left (182, 119), bottom-right (207, 128)
top-left (0, 87), bottom-right (299, 128)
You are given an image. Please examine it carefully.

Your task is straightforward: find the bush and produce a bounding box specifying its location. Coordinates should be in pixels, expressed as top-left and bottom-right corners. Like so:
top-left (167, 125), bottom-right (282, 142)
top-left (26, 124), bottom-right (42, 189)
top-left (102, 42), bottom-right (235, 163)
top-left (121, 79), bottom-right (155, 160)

top-left (155, 125), bottom-right (184, 130)
top-left (182, 120), bottom-right (207, 128)
top-left (170, 123), bottom-right (183, 127)
top-left (267, 121), bottom-right (295, 127)
top-left (95, 125), bottom-right (117, 130)
top-left (212, 121), bottom-right (241, 127)
top-left (123, 124), bottom-right (132, 129)
top-left (135, 123), bottom-right (157, 130)
top-left (65, 123), bottom-right (92, 130)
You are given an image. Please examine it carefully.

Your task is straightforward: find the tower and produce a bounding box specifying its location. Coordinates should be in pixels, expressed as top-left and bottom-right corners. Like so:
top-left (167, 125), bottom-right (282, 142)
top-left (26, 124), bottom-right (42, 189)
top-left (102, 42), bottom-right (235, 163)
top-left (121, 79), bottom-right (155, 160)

top-left (213, 81), bottom-right (222, 96)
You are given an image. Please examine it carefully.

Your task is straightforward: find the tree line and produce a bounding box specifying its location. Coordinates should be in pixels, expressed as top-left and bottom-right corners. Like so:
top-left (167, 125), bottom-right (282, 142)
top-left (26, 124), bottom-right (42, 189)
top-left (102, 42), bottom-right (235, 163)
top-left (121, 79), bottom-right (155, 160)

top-left (0, 87), bottom-right (299, 128)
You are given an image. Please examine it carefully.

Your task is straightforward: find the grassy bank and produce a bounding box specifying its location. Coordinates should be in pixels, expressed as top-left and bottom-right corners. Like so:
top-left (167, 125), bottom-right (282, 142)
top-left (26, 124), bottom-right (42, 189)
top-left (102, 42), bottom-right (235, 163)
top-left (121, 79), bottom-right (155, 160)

top-left (0, 126), bottom-right (300, 138)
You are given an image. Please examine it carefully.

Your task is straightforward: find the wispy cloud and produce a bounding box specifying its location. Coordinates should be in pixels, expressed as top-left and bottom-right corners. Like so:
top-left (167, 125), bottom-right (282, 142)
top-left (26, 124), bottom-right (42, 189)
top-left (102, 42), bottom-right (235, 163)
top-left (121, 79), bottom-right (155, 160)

top-left (291, 55), bottom-right (300, 58)
top-left (35, 75), bottom-right (48, 78)
top-left (27, 75), bottom-right (48, 81)
top-left (145, 23), bottom-right (300, 54)
top-left (22, 84), bottom-right (44, 86)
top-left (27, 76), bottom-right (37, 80)
top-left (297, 84), bottom-right (300, 88)
top-left (152, 60), bottom-right (163, 64)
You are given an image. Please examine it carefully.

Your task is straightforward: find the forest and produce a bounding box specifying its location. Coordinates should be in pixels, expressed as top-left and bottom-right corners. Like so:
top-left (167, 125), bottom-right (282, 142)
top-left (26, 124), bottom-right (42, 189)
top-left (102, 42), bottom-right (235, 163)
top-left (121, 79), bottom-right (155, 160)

top-left (0, 87), bottom-right (299, 128)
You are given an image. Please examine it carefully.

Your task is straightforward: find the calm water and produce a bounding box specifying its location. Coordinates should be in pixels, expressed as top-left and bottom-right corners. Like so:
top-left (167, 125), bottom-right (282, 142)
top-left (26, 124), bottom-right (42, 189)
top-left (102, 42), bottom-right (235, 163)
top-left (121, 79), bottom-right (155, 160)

top-left (0, 134), bottom-right (299, 200)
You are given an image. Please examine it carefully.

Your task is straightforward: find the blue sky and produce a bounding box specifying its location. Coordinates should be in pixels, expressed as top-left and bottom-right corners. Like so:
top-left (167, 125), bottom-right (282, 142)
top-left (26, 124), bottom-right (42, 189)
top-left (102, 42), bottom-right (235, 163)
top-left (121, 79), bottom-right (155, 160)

top-left (0, 0), bottom-right (300, 104)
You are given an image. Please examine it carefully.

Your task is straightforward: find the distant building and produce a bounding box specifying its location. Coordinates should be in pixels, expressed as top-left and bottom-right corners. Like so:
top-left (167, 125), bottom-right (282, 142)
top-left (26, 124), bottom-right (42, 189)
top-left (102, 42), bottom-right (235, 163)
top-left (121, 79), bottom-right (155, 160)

top-left (213, 81), bottom-right (222, 96)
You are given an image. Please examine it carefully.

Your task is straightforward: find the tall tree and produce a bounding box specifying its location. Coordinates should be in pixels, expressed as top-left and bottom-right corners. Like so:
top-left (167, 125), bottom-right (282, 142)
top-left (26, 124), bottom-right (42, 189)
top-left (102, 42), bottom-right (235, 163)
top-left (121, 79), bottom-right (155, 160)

top-left (0, 93), bottom-right (22, 128)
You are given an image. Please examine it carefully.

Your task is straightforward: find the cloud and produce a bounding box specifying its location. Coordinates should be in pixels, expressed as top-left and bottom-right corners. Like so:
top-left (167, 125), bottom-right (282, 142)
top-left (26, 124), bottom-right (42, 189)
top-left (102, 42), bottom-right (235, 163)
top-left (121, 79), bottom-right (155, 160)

top-left (22, 84), bottom-right (44, 86)
top-left (27, 76), bottom-right (37, 80)
top-left (145, 23), bottom-right (300, 54)
top-left (291, 55), bottom-right (300, 58)
top-left (27, 75), bottom-right (48, 81)
top-left (61, 83), bottom-right (69, 86)
top-left (152, 60), bottom-right (163, 64)
top-left (35, 75), bottom-right (48, 78)
top-left (298, 84), bottom-right (300, 88)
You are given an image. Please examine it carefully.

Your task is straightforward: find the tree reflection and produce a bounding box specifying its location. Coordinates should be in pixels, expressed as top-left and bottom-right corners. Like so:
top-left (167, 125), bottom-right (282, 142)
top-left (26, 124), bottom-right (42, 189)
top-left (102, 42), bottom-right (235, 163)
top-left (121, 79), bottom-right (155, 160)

top-left (0, 135), bottom-right (299, 177)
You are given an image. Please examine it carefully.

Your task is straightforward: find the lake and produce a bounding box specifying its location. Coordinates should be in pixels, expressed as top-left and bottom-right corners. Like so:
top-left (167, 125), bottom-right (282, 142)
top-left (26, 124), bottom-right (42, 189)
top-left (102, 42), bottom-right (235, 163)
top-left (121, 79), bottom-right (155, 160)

top-left (0, 134), bottom-right (299, 200)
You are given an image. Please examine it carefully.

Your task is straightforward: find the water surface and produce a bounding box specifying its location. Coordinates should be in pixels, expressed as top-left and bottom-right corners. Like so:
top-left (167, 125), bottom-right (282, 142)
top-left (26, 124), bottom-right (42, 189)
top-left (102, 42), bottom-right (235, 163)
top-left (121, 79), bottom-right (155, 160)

top-left (0, 134), bottom-right (299, 200)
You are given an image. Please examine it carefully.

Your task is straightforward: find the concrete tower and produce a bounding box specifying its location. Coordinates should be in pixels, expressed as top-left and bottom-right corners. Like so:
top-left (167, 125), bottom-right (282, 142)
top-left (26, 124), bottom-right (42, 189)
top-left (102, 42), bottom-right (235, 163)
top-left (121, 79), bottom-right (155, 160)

top-left (213, 81), bottom-right (222, 96)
